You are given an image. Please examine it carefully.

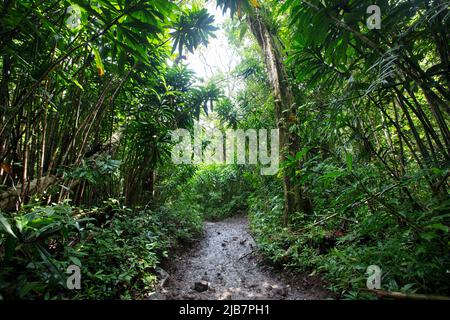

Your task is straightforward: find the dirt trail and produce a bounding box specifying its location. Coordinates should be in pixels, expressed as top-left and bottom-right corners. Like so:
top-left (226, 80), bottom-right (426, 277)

top-left (152, 215), bottom-right (329, 300)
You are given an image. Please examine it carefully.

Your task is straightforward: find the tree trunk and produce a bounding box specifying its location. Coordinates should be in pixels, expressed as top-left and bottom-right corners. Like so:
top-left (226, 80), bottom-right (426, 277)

top-left (247, 11), bottom-right (312, 225)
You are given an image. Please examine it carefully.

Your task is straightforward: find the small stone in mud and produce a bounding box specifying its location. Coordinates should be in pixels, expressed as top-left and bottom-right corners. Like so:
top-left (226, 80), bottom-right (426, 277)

top-left (156, 268), bottom-right (170, 288)
top-left (274, 287), bottom-right (288, 296)
top-left (194, 281), bottom-right (209, 292)
top-left (147, 292), bottom-right (166, 300)
top-left (182, 293), bottom-right (196, 300)
top-left (222, 293), bottom-right (232, 300)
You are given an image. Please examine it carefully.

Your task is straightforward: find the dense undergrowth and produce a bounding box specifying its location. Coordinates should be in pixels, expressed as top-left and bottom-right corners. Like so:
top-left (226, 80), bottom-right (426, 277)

top-left (0, 200), bottom-right (202, 299)
top-left (248, 177), bottom-right (450, 298)
top-left (184, 165), bottom-right (254, 220)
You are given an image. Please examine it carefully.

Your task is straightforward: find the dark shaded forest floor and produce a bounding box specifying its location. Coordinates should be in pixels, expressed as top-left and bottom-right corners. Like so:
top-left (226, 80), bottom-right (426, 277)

top-left (150, 215), bottom-right (331, 300)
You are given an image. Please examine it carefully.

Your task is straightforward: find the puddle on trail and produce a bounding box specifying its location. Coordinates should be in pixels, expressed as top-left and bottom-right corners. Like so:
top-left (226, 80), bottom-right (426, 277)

top-left (151, 215), bottom-right (330, 300)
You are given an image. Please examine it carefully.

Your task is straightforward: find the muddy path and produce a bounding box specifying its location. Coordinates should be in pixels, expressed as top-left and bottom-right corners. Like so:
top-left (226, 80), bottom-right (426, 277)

top-left (152, 215), bottom-right (330, 300)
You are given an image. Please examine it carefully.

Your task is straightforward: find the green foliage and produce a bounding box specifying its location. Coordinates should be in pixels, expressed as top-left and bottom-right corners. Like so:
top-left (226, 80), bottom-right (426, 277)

top-left (216, 0), bottom-right (260, 18)
top-left (248, 162), bottom-right (450, 298)
top-left (0, 202), bottom-right (91, 299)
top-left (195, 166), bottom-right (252, 220)
top-left (64, 156), bottom-right (121, 184)
top-left (70, 203), bottom-right (202, 299)
top-left (171, 7), bottom-right (218, 57)
top-left (161, 165), bottom-right (254, 221)
top-left (0, 201), bottom-right (202, 299)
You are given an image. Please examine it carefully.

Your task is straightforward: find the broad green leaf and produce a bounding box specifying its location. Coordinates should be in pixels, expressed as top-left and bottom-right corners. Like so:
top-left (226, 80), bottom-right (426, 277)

top-left (0, 213), bottom-right (16, 238)
top-left (69, 256), bottom-right (82, 267)
top-left (346, 154), bottom-right (353, 171)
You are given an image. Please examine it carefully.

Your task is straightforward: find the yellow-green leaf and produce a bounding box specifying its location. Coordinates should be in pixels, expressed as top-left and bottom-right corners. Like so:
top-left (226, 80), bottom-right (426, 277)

top-left (93, 47), bottom-right (104, 77)
top-left (249, 0), bottom-right (260, 8)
